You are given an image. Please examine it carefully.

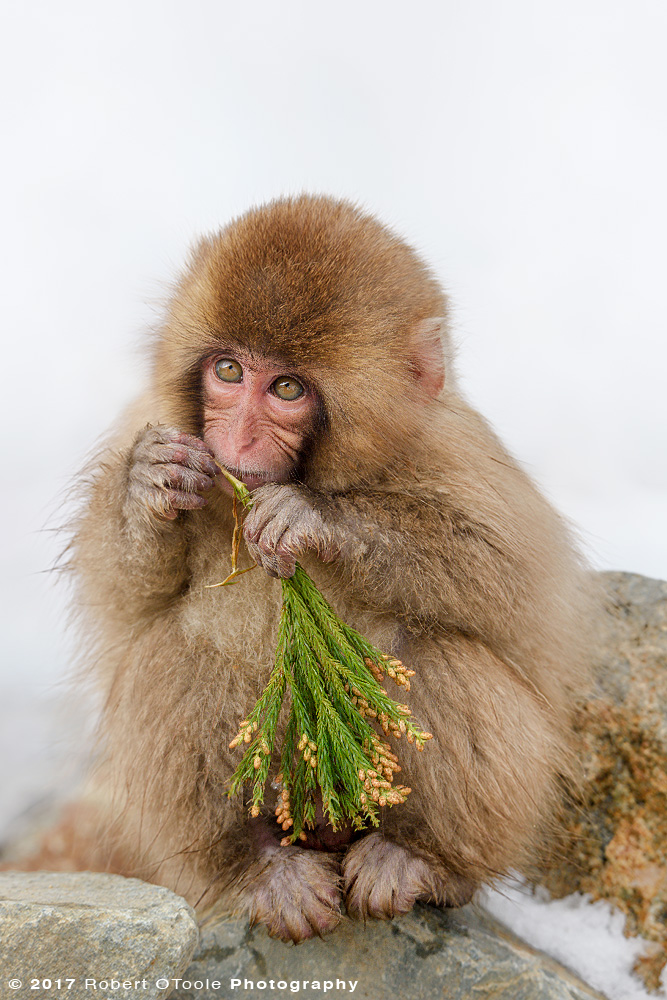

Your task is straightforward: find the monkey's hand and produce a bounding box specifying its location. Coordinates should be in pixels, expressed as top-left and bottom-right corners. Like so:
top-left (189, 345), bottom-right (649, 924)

top-left (126, 425), bottom-right (219, 523)
top-left (243, 484), bottom-right (340, 578)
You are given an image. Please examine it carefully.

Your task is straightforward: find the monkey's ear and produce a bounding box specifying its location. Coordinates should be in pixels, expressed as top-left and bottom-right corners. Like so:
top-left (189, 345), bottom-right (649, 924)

top-left (410, 317), bottom-right (446, 398)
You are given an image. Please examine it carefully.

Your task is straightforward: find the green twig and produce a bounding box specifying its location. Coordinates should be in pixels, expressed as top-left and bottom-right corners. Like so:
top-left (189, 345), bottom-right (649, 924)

top-left (213, 465), bottom-right (432, 843)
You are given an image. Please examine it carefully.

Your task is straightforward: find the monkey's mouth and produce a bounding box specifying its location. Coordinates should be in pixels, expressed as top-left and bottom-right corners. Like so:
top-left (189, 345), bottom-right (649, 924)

top-left (216, 466), bottom-right (278, 493)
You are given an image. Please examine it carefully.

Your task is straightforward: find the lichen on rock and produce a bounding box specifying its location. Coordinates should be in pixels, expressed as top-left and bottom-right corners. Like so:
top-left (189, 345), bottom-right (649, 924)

top-left (542, 572), bottom-right (667, 993)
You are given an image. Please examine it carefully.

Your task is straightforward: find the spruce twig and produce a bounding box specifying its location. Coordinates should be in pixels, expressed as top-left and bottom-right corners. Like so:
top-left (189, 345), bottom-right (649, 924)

top-left (212, 464), bottom-right (432, 844)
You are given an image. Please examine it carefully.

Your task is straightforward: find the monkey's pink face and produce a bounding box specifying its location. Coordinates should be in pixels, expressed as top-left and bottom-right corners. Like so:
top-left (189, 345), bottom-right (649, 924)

top-left (202, 350), bottom-right (318, 492)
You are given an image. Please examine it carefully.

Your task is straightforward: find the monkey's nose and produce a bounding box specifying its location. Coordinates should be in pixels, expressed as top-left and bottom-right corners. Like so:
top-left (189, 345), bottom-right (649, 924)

top-left (228, 423), bottom-right (258, 454)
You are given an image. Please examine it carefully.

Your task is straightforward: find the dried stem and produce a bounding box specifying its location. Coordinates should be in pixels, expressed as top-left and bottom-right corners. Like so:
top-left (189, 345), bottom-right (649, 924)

top-left (204, 463), bottom-right (257, 588)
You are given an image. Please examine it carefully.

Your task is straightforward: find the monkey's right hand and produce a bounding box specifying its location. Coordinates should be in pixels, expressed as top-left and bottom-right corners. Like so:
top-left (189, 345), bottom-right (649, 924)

top-left (126, 425), bottom-right (219, 522)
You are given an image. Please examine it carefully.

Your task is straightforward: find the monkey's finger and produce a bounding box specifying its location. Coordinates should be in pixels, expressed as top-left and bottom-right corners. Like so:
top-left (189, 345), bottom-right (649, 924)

top-left (243, 539), bottom-right (268, 571)
top-left (140, 487), bottom-right (182, 520)
top-left (252, 521), bottom-right (299, 577)
top-left (174, 447), bottom-right (219, 476)
top-left (242, 507), bottom-right (277, 542)
top-left (136, 460), bottom-right (214, 494)
top-left (244, 540), bottom-right (295, 579)
top-left (140, 442), bottom-right (219, 477)
top-left (164, 489), bottom-right (209, 511)
top-left (243, 485), bottom-right (299, 539)
top-left (140, 425), bottom-right (209, 450)
top-left (280, 525), bottom-right (339, 565)
top-left (171, 432), bottom-right (214, 454)
top-left (154, 507), bottom-right (179, 521)
top-left (159, 464), bottom-right (215, 493)
top-left (142, 486), bottom-right (208, 519)
top-left (273, 553), bottom-right (297, 578)
top-left (252, 512), bottom-right (292, 551)
top-left (243, 502), bottom-right (306, 547)
top-left (137, 424), bottom-right (203, 455)
top-left (245, 545), bottom-right (281, 577)
top-left (168, 443), bottom-right (219, 476)
top-left (279, 526), bottom-right (319, 559)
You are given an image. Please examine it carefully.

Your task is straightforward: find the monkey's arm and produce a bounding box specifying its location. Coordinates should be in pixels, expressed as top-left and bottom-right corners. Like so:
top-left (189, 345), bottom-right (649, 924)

top-left (243, 481), bottom-right (553, 639)
top-left (72, 425), bottom-right (218, 621)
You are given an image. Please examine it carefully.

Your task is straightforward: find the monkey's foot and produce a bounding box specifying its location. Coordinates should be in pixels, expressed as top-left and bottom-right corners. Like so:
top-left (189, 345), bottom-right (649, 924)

top-left (232, 844), bottom-right (342, 943)
top-left (342, 832), bottom-right (474, 920)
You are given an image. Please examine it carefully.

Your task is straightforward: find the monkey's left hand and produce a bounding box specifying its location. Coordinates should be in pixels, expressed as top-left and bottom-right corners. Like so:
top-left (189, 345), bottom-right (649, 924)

top-left (243, 484), bottom-right (340, 578)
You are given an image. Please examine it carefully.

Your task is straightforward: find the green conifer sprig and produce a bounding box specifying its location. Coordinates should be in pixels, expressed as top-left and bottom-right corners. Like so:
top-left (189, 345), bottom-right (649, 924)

top-left (214, 467), bottom-right (433, 844)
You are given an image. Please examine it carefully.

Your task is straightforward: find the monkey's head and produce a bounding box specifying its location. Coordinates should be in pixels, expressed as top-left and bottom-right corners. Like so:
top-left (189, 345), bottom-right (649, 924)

top-left (155, 195), bottom-right (451, 491)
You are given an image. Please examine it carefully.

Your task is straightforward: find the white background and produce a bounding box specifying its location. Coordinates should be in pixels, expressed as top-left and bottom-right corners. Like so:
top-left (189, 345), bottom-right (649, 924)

top-left (2, 0), bottom-right (666, 689)
top-left (1, 4), bottom-right (666, 995)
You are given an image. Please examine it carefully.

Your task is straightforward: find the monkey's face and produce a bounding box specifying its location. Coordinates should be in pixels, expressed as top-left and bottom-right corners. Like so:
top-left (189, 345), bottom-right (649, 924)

top-left (156, 195), bottom-right (449, 491)
top-left (201, 348), bottom-right (319, 491)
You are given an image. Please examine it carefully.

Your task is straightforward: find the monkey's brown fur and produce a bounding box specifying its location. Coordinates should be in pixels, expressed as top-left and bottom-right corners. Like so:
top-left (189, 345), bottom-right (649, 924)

top-left (35, 196), bottom-right (596, 937)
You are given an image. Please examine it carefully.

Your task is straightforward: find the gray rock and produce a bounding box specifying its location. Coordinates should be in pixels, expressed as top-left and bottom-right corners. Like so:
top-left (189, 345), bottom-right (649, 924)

top-left (0, 872), bottom-right (199, 1000)
top-left (595, 571), bottom-right (667, 719)
top-left (175, 903), bottom-right (606, 1000)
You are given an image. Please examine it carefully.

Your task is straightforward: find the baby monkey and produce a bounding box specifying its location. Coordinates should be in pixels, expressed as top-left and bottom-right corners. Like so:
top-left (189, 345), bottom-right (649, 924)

top-left (58, 195), bottom-right (596, 941)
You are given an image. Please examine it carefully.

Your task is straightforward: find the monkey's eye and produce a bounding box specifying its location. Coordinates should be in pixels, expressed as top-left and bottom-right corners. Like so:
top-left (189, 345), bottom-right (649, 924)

top-left (272, 376), bottom-right (304, 401)
top-left (214, 358), bottom-right (243, 382)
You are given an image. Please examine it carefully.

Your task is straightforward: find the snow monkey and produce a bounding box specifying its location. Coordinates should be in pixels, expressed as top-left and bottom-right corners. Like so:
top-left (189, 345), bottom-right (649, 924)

top-left (58, 196), bottom-right (595, 941)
